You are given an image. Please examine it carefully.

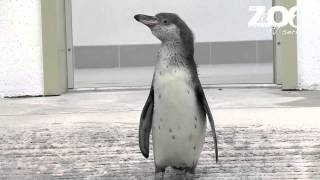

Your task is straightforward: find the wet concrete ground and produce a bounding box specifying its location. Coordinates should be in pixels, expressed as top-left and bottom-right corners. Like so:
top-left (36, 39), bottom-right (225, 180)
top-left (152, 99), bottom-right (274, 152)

top-left (0, 88), bottom-right (320, 179)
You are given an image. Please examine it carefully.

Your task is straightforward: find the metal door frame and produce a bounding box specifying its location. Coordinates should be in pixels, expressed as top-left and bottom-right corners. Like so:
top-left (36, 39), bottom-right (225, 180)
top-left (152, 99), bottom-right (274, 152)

top-left (64, 0), bottom-right (295, 89)
top-left (65, 0), bottom-right (74, 89)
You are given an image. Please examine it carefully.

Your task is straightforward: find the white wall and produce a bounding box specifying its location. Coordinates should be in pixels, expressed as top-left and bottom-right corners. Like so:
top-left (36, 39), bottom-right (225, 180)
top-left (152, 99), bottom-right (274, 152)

top-left (0, 0), bottom-right (44, 97)
top-left (72, 0), bottom-right (272, 46)
top-left (297, 0), bottom-right (320, 90)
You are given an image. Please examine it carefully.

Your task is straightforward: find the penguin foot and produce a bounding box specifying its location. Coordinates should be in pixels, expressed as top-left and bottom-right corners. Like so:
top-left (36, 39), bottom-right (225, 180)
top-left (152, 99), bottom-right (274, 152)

top-left (184, 172), bottom-right (194, 180)
top-left (184, 166), bottom-right (195, 180)
top-left (155, 172), bottom-right (165, 180)
top-left (155, 166), bottom-right (165, 180)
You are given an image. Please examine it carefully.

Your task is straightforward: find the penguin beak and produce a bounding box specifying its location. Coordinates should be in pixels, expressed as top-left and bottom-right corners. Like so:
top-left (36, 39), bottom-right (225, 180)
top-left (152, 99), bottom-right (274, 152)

top-left (134, 14), bottom-right (159, 28)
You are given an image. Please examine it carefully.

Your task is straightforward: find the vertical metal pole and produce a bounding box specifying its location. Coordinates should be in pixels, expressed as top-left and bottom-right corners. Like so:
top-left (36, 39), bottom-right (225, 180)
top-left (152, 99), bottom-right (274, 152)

top-left (272, 0), bottom-right (278, 84)
top-left (272, 0), bottom-right (280, 84)
top-left (65, 0), bottom-right (74, 89)
top-left (272, 28), bottom-right (278, 84)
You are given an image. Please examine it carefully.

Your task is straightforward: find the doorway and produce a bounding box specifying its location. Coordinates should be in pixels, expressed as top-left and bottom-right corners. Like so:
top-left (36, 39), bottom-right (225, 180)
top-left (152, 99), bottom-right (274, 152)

top-left (67, 0), bottom-right (275, 89)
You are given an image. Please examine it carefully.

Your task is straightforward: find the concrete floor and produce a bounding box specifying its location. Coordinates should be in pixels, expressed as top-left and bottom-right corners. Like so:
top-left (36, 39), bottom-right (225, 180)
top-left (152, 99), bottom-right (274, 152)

top-left (0, 87), bottom-right (320, 179)
top-left (75, 63), bottom-right (273, 88)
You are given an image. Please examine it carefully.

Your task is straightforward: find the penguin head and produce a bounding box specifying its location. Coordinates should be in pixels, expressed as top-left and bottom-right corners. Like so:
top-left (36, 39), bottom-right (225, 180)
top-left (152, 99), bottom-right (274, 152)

top-left (134, 13), bottom-right (194, 45)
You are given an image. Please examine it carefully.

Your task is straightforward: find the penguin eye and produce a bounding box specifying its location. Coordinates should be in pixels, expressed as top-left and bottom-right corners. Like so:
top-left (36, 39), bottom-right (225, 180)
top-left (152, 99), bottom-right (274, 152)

top-left (162, 19), bottom-right (168, 24)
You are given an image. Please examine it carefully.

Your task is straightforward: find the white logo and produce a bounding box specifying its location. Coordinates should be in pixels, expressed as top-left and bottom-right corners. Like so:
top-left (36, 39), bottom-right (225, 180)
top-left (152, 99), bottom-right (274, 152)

top-left (249, 6), bottom-right (297, 28)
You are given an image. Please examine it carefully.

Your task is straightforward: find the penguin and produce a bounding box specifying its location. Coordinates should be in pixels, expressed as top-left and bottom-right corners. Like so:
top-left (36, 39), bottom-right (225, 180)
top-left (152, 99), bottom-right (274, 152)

top-left (134, 13), bottom-right (218, 179)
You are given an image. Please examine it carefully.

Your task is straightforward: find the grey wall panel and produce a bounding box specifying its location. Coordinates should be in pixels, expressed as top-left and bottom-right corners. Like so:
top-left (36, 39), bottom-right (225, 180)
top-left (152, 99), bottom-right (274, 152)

top-left (194, 42), bottom-right (210, 65)
top-left (74, 46), bottom-right (118, 68)
top-left (120, 44), bottom-right (160, 67)
top-left (211, 41), bottom-right (257, 64)
top-left (211, 40), bottom-right (273, 64)
top-left (74, 41), bottom-right (273, 68)
top-left (257, 40), bottom-right (273, 63)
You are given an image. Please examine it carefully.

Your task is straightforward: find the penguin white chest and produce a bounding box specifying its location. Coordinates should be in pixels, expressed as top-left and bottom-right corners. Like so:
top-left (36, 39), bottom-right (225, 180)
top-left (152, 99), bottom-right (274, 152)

top-left (152, 67), bottom-right (206, 168)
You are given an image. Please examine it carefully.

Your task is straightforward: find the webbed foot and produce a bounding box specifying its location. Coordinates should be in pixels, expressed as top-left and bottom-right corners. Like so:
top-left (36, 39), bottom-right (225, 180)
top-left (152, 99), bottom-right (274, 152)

top-left (155, 166), bottom-right (165, 180)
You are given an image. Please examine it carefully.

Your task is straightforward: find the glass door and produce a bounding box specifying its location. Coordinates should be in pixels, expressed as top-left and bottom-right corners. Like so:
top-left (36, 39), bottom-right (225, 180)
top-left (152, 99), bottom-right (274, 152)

top-left (69, 0), bottom-right (274, 89)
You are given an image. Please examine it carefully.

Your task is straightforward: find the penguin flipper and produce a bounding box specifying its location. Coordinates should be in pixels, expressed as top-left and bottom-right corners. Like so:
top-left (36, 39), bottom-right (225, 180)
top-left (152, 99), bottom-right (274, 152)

top-left (139, 86), bottom-right (154, 158)
top-left (196, 85), bottom-right (218, 163)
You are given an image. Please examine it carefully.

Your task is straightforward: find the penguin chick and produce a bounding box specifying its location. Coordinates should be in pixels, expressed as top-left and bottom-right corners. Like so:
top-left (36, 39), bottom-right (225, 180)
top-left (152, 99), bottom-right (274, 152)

top-left (135, 13), bottom-right (218, 179)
